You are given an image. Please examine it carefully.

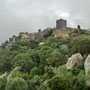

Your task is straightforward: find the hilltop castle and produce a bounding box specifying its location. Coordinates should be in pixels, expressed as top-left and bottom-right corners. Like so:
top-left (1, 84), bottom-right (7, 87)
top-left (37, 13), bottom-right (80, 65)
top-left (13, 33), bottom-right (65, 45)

top-left (53, 18), bottom-right (90, 37)
top-left (9, 18), bottom-right (90, 43)
top-left (53, 19), bottom-right (80, 37)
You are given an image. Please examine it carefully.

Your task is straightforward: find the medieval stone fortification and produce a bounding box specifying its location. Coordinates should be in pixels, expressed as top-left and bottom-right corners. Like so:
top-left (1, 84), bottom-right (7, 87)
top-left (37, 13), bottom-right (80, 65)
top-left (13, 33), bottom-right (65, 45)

top-left (9, 18), bottom-right (90, 43)
top-left (53, 19), bottom-right (80, 37)
top-left (53, 18), bottom-right (90, 37)
top-left (53, 19), bottom-right (71, 37)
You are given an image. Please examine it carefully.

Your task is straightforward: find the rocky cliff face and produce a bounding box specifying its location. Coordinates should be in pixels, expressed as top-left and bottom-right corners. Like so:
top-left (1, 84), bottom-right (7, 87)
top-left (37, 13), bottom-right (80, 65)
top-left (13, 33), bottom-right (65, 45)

top-left (84, 54), bottom-right (90, 86)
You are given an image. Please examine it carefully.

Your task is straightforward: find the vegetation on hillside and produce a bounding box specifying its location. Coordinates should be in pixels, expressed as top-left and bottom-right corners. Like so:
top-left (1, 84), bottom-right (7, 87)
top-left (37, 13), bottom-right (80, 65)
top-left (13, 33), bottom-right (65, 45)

top-left (0, 31), bottom-right (90, 90)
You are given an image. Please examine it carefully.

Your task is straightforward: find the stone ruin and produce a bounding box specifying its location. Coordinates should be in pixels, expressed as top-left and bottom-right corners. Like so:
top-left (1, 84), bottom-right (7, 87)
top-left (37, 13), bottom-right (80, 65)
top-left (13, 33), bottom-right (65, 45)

top-left (53, 19), bottom-right (71, 37)
top-left (53, 18), bottom-right (89, 37)
top-left (8, 18), bottom-right (90, 43)
top-left (19, 32), bottom-right (29, 40)
top-left (9, 29), bottom-right (43, 43)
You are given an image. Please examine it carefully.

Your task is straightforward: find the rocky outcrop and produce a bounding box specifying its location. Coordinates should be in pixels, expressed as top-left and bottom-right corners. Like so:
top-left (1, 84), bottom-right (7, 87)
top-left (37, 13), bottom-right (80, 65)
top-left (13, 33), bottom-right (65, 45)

top-left (39, 42), bottom-right (45, 46)
top-left (66, 53), bottom-right (83, 69)
top-left (0, 72), bottom-right (7, 79)
top-left (7, 66), bottom-right (21, 81)
top-left (84, 54), bottom-right (90, 86)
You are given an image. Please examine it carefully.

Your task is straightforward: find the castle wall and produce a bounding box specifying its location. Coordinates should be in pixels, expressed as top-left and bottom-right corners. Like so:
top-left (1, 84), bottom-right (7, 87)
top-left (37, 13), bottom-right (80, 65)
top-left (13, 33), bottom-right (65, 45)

top-left (8, 18), bottom-right (90, 44)
top-left (54, 19), bottom-right (79, 37)
top-left (53, 29), bottom-right (69, 37)
top-left (19, 32), bottom-right (29, 40)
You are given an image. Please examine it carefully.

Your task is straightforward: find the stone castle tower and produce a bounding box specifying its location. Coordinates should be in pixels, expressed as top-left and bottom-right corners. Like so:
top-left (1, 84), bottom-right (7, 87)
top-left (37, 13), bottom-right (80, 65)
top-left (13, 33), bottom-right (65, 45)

top-left (56, 19), bottom-right (67, 30)
top-left (53, 18), bottom-right (69, 37)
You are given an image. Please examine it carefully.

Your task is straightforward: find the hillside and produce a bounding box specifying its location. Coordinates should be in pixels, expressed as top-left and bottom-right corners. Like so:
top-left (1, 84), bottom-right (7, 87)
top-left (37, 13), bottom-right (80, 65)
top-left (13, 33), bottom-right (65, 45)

top-left (0, 30), bottom-right (90, 90)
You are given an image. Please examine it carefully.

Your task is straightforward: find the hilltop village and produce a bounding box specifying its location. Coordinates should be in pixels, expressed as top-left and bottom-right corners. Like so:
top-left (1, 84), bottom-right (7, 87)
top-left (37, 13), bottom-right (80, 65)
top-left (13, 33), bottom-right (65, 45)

top-left (8, 19), bottom-right (90, 43)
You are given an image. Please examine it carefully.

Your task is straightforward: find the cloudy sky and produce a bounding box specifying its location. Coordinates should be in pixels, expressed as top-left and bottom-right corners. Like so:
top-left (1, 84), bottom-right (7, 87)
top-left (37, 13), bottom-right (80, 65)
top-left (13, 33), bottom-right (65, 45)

top-left (0, 0), bottom-right (90, 44)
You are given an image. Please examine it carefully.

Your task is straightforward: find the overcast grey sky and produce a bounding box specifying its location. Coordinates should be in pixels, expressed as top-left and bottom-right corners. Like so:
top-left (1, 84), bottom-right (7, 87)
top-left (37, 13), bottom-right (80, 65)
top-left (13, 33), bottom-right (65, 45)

top-left (0, 0), bottom-right (90, 44)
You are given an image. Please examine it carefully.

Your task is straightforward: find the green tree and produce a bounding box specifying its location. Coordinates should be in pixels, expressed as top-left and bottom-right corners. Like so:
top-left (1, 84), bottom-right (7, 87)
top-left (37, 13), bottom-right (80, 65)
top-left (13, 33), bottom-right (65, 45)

top-left (0, 49), bottom-right (13, 72)
top-left (0, 76), bottom-right (7, 90)
top-left (48, 75), bottom-right (72, 90)
top-left (40, 46), bottom-right (53, 54)
top-left (29, 50), bottom-right (41, 66)
top-left (74, 71), bottom-right (89, 90)
top-left (5, 77), bottom-right (28, 90)
top-left (11, 53), bottom-right (34, 72)
top-left (29, 39), bottom-right (39, 49)
top-left (60, 44), bottom-right (69, 54)
top-left (46, 50), bottom-right (67, 67)
top-left (27, 75), bottom-right (41, 90)
top-left (30, 67), bottom-right (39, 75)
top-left (68, 35), bottom-right (90, 55)
top-left (45, 66), bottom-right (55, 78)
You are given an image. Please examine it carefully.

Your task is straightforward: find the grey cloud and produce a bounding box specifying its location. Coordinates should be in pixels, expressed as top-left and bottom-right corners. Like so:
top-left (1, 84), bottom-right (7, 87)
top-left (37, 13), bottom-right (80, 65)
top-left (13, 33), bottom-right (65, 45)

top-left (64, 0), bottom-right (90, 28)
top-left (0, 0), bottom-right (90, 44)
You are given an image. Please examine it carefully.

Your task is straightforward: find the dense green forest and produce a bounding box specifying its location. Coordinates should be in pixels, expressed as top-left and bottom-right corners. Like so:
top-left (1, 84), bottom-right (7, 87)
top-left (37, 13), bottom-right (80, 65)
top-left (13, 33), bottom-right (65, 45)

top-left (0, 30), bottom-right (90, 90)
